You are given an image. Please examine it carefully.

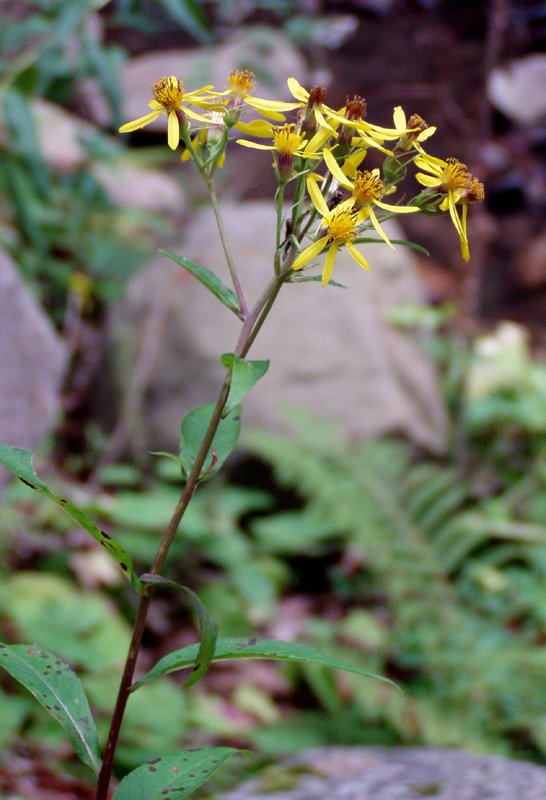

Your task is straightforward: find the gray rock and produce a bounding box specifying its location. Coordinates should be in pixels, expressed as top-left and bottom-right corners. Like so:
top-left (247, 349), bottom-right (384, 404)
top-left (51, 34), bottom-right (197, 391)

top-left (81, 26), bottom-right (308, 129)
top-left (0, 249), bottom-right (67, 491)
top-left (223, 747), bottom-right (546, 800)
top-left (110, 201), bottom-right (447, 454)
top-left (487, 55), bottom-right (546, 126)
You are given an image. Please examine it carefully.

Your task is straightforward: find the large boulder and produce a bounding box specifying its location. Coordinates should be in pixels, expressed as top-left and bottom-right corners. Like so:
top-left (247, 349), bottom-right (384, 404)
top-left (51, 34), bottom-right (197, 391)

top-left (110, 201), bottom-right (447, 454)
top-left (0, 250), bottom-right (67, 492)
top-left (223, 747), bottom-right (546, 800)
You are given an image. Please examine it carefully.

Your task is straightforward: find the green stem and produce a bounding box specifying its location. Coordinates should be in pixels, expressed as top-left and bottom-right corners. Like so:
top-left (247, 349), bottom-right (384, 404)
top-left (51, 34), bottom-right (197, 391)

top-left (207, 178), bottom-right (249, 317)
top-left (94, 263), bottom-right (287, 800)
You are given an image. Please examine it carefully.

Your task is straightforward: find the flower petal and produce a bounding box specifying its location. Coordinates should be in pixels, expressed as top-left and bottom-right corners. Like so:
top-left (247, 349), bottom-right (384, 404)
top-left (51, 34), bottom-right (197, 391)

top-left (307, 177), bottom-right (331, 218)
top-left (167, 110), bottom-right (180, 150)
top-left (368, 205), bottom-right (395, 250)
top-left (323, 148), bottom-right (352, 187)
top-left (119, 109), bottom-right (162, 133)
top-left (375, 200), bottom-right (419, 213)
top-left (347, 243), bottom-right (371, 270)
top-left (314, 108), bottom-right (337, 134)
top-left (291, 237), bottom-right (328, 270)
top-left (235, 139), bottom-right (274, 150)
top-left (417, 126), bottom-right (436, 142)
top-left (393, 106), bottom-right (406, 131)
top-left (415, 172), bottom-right (442, 187)
top-left (235, 119), bottom-right (275, 137)
top-left (448, 192), bottom-right (466, 241)
top-left (461, 203), bottom-right (470, 261)
top-left (322, 242), bottom-right (339, 286)
top-left (287, 77), bottom-right (309, 103)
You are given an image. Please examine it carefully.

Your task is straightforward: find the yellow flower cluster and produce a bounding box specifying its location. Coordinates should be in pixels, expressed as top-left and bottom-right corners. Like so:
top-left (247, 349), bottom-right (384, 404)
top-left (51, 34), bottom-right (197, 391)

top-left (119, 71), bottom-right (484, 284)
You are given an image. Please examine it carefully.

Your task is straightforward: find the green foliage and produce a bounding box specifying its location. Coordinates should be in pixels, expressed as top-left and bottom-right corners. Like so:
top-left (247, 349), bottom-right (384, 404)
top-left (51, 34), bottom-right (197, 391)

top-left (241, 407), bottom-right (546, 757)
top-left (178, 403), bottom-right (242, 481)
top-left (0, 642), bottom-right (101, 774)
top-left (160, 250), bottom-right (243, 319)
top-left (0, 445), bottom-right (142, 590)
top-left (221, 354), bottom-right (270, 416)
top-left (139, 574), bottom-right (218, 689)
top-left (132, 637), bottom-right (396, 692)
top-left (112, 748), bottom-right (248, 800)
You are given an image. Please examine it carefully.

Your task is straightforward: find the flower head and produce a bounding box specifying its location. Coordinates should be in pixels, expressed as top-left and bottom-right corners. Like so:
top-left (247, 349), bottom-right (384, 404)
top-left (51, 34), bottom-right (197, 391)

top-left (323, 148), bottom-right (418, 249)
top-left (237, 123), bottom-right (323, 179)
top-left (291, 179), bottom-right (371, 285)
top-left (414, 153), bottom-right (484, 260)
top-left (119, 75), bottom-right (213, 150)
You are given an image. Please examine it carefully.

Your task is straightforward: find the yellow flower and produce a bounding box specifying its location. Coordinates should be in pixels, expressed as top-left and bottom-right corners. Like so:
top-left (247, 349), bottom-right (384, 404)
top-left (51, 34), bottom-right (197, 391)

top-left (392, 107), bottom-right (436, 146)
top-left (323, 148), bottom-right (418, 249)
top-left (119, 76), bottom-right (213, 150)
top-left (291, 179), bottom-right (370, 286)
top-left (414, 154), bottom-right (483, 261)
top-left (237, 123), bottom-right (324, 178)
top-left (205, 69), bottom-right (288, 122)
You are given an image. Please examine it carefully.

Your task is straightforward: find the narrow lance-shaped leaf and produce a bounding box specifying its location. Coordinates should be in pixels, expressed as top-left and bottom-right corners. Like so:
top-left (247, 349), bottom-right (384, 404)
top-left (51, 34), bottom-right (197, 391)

top-left (112, 747), bottom-right (248, 800)
top-left (0, 445), bottom-right (142, 592)
top-left (132, 637), bottom-right (399, 693)
top-left (0, 643), bottom-right (102, 775)
top-left (159, 249), bottom-right (243, 319)
top-left (139, 575), bottom-right (218, 689)
top-left (179, 403), bottom-right (241, 482)
top-left (221, 353), bottom-right (270, 416)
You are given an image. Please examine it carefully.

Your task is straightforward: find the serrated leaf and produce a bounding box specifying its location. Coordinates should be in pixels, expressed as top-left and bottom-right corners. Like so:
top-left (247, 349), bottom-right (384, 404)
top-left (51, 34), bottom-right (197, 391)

top-left (132, 637), bottom-right (399, 693)
top-left (112, 747), bottom-right (247, 800)
top-left (159, 249), bottom-right (242, 318)
top-left (221, 353), bottom-right (270, 415)
top-left (0, 643), bottom-right (101, 774)
top-left (179, 403), bottom-right (241, 482)
top-left (139, 575), bottom-right (217, 689)
top-left (0, 445), bottom-right (141, 591)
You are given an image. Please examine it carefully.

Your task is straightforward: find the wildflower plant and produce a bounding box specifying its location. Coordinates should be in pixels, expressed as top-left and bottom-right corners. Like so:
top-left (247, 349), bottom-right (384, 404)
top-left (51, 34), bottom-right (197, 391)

top-left (0, 70), bottom-right (484, 800)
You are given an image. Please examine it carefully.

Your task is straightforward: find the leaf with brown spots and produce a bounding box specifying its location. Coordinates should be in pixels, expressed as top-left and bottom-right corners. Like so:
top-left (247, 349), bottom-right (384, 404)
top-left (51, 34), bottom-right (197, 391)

top-left (111, 747), bottom-right (249, 800)
top-left (131, 638), bottom-right (399, 693)
top-left (0, 642), bottom-right (101, 774)
top-left (0, 444), bottom-right (142, 591)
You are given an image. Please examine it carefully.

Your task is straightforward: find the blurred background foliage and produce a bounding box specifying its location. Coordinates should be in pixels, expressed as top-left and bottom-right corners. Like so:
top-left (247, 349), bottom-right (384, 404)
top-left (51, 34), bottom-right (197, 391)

top-left (2, 0), bottom-right (546, 793)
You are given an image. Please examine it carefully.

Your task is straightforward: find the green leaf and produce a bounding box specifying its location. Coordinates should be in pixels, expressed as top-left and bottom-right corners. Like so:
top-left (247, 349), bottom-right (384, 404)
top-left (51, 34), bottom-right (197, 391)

top-left (132, 637), bottom-right (399, 693)
top-left (353, 237), bottom-right (430, 255)
top-left (159, 249), bottom-right (242, 319)
top-left (0, 643), bottom-right (101, 774)
top-left (0, 445), bottom-right (142, 592)
top-left (112, 747), bottom-right (248, 800)
top-left (156, 0), bottom-right (214, 44)
top-left (139, 575), bottom-right (218, 689)
top-left (179, 403), bottom-right (241, 482)
top-left (221, 353), bottom-right (270, 415)
top-left (289, 275), bottom-right (346, 288)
